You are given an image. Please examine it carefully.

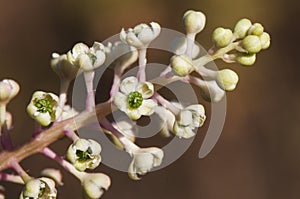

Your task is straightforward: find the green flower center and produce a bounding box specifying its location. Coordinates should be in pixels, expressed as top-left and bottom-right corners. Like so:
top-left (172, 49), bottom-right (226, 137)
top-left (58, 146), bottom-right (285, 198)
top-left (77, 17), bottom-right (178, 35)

top-left (76, 147), bottom-right (92, 162)
top-left (33, 94), bottom-right (57, 120)
top-left (87, 53), bottom-right (97, 65)
top-left (127, 91), bottom-right (143, 109)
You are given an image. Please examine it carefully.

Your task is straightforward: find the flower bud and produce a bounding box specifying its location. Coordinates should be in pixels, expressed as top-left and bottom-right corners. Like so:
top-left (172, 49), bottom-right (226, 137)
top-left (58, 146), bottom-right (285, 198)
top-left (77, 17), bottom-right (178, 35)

top-left (241, 35), bottom-right (262, 53)
top-left (234, 18), bottom-right (252, 39)
top-left (259, 32), bottom-right (271, 50)
top-left (212, 27), bottom-right (233, 48)
top-left (0, 79), bottom-right (20, 105)
top-left (170, 54), bottom-right (194, 76)
top-left (236, 53), bottom-right (256, 66)
top-left (248, 23), bottom-right (264, 36)
top-left (66, 138), bottom-right (102, 171)
top-left (82, 173), bottom-right (111, 199)
top-left (183, 10), bottom-right (206, 35)
top-left (216, 69), bottom-right (239, 91)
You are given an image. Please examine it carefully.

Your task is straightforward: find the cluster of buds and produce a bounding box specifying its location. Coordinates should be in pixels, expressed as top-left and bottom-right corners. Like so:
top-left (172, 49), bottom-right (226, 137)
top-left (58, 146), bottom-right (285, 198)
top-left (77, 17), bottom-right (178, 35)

top-left (0, 8), bottom-right (271, 199)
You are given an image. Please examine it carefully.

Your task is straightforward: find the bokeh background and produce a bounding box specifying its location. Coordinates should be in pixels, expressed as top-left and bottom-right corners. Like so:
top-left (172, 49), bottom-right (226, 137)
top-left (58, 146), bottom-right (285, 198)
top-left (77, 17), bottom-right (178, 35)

top-left (1, 0), bottom-right (299, 198)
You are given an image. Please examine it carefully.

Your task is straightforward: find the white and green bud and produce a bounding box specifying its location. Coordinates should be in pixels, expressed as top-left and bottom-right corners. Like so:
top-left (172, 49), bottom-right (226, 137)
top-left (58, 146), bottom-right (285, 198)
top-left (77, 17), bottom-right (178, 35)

top-left (128, 147), bottom-right (164, 180)
top-left (19, 177), bottom-right (57, 199)
top-left (234, 18), bottom-right (252, 39)
top-left (27, 91), bottom-right (62, 126)
top-left (66, 138), bottom-right (102, 171)
top-left (120, 22), bottom-right (161, 49)
top-left (259, 32), bottom-right (271, 50)
top-left (236, 53), bottom-right (256, 66)
top-left (173, 104), bottom-right (206, 139)
top-left (51, 53), bottom-right (80, 81)
top-left (170, 54), bottom-right (194, 76)
top-left (183, 10), bottom-right (206, 35)
top-left (216, 69), bottom-right (239, 91)
top-left (248, 23), bottom-right (264, 36)
top-left (241, 35), bottom-right (262, 53)
top-left (0, 79), bottom-right (20, 105)
top-left (82, 173), bottom-right (111, 199)
top-left (41, 169), bottom-right (63, 186)
top-left (212, 27), bottom-right (233, 48)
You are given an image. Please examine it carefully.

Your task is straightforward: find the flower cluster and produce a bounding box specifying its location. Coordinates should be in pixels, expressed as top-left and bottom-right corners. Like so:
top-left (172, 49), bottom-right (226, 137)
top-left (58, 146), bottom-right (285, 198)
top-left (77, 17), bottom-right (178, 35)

top-left (0, 8), bottom-right (270, 199)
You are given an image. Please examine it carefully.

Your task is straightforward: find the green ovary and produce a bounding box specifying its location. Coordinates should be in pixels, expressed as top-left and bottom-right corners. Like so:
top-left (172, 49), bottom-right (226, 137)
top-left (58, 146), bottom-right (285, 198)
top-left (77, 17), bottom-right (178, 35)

top-left (34, 98), bottom-right (54, 114)
top-left (127, 91), bottom-right (143, 109)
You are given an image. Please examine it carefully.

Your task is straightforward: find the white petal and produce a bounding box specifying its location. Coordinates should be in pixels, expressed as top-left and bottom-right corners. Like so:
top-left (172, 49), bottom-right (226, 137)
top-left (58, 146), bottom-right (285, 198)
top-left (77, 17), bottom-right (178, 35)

top-left (138, 99), bottom-right (157, 116)
top-left (93, 50), bottom-right (106, 68)
top-left (126, 32), bottom-right (144, 48)
top-left (136, 82), bottom-right (154, 98)
top-left (178, 110), bottom-right (193, 126)
top-left (120, 28), bottom-right (127, 43)
top-left (138, 28), bottom-right (154, 45)
top-left (120, 76), bottom-right (138, 94)
top-left (113, 92), bottom-right (127, 112)
top-left (72, 43), bottom-right (89, 58)
top-left (78, 54), bottom-right (93, 71)
top-left (150, 22), bottom-right (161, 39)
top-left (126, 108), bottom-right (142, 120)
top-left (128, 159), bottom-right (140, 180)
top-left (36, 113), bottom-right (52, 126)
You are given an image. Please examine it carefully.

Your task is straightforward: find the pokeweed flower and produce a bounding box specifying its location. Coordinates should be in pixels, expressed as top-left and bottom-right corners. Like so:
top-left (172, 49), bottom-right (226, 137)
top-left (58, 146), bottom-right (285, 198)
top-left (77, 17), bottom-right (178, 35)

top-left (50, 53), bottom-right (80, 82)
top-left (183, 10), bottom-right (206, 35)
top-left (81, 173), bottom-right (111, 199)
top-left (233, 18), bottom-right (252, 39)
top-left (212, 27), bottom-right (233, 48)
top-left (0, 79), bottom-right (20, 105)
top-left (41, 168), bottom-right (63, 186)
top-left (216, 69), bottom-right (239, 91)
top-left (26, 91), bottom-right (62, 126)
top-left (120, 22), bottom-right (161, 49)
top-left (173, 104), bottom-right (206, 139)
top-left (66, 138), bottom-right (102, 171)
top-left (155, 105), bottom-right (176, 137)
top-left (67, 42), bottom-right (106, 71)
top-left (128, 147), bottom-right (164, 180)
top-left (113, 76), bottom-right (157, 120)
top-left (19, 177), bottom-right (57, 199)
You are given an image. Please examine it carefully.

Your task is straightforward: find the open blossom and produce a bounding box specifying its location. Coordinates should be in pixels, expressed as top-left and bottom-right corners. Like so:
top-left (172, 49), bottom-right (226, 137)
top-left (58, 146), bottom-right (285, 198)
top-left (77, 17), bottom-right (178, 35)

top-left (67, 42), bottom-right (106, 71)
top-left (51, 53), bottom-right (80, 81)
top-left (114, 76), bottom-right (157, 120)
top-left (66, 138), bottom-right (102, 171)
top-left (26, 91), bottom-right (62, 126)
top-left (128, 147), bottom-right (164, 180)
top-left (120, 22), bottom-right (161, 49)
top-left (19, 177), bottom-right (57, 199)
top-left (173, 104), bottom-right (206, 139)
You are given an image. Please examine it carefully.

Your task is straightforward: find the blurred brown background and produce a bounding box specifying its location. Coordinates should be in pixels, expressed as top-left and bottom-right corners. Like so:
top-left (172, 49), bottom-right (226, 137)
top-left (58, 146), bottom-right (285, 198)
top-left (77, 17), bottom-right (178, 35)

top-left (1, 0), bottom-right (300, 198)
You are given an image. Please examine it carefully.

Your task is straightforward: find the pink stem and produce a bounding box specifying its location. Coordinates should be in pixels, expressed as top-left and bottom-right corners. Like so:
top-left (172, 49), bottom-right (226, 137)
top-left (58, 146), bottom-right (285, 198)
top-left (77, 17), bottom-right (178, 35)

top-left (63, 129), bottom-right (79, 142)
top-left (137, 48), bottom-right (147, 82)
top-left (0, 172), bottom-right (24, 184)
top-left (41, 147), bottom-right (84, 180)
top-left (152, 93), bottom-right (180, 115)
top-left (84, 71), bottom-right (95, 111)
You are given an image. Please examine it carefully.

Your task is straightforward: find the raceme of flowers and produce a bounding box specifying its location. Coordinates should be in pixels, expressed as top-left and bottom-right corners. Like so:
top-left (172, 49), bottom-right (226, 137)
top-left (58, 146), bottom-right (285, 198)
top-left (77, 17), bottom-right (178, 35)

top-left (0, 9), bottom-right (270, 199)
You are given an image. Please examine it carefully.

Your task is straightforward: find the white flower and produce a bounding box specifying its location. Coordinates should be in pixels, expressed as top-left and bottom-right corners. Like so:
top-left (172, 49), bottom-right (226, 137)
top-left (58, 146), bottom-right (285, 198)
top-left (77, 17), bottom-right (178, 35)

top-left (216, 69), bottom-right (239, 91)
top-left (81, 173), bottom-right (111, 199)
top-left (19, 177), bottom-right (57, 199)
top-left (183, 10), bottom-right (206, 35)
top-left (66, 138), bottom-right (102, 171)
top-left (120, 22), bottom-right (161, 49)
top-left (51, 53), bottom-right (80, 81)
top-left (67, 42), bottom-right (106, 71)
top-left (0, 79), bottom-right (20, 105)
top-left (173, 104), bottom-right (206, 139)
top-left (26, 91), bottom-right (62, 126)
top-left (128, 147), bottom-right (164, 180)
top-left (113, 76), bottom-right (157, 120)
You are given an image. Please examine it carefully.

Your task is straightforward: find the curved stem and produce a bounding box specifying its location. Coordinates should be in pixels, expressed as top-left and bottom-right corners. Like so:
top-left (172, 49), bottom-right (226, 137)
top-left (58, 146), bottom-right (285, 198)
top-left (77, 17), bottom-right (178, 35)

top-left (10, 160), bottom-right (31, 183)
top-left (0, 172), bottom-right (24, 184)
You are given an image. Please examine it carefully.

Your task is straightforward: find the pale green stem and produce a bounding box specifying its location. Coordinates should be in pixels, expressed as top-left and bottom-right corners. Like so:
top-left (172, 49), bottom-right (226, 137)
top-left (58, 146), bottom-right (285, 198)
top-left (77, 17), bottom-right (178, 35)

top-left (186, 33), bottom-right (196, 58)
top-left (10, 160), bottom-right (32, 183)
top-left (0, 172), bottom-right (24, 184)
top-left (137, 48), bottom-right (147, 82)
top-left (84, 71), bottom-right (95, 111)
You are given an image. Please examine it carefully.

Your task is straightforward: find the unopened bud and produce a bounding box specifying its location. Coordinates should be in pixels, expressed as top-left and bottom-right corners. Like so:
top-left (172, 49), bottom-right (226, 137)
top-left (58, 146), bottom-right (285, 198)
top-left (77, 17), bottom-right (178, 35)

top-left (183, 10), bottom-right (206, 35)
top-left (170, 55), bottom-right (194, 76)
top-left (212, 27), bottom-right (233, 48)
top-left (234, 18), bottom-right (252, 39)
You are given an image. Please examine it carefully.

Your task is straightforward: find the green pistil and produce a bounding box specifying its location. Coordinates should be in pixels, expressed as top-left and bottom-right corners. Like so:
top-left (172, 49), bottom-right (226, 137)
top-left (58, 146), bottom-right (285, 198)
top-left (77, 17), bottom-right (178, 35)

top-left (76, 147), bottom-right (92, 162)
top-left (87, 53), bottom-right (97, 65)
top-left (33, 94), bottom-right (57, 120)
top-left (127, 91), bottom-right (143, 109)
